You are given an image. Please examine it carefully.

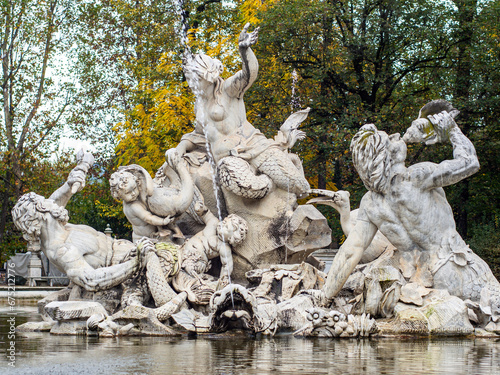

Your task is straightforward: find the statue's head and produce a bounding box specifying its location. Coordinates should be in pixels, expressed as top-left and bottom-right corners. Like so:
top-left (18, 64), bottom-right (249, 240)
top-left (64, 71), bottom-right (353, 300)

top-left (109, 170), bottom-right (140, 203)
top-left (186, 53), bottom-right (224, 83)
top-left (350, 124), bottom-right (407, 194)
top-left (12, 192), bottom-right (69, 242)
top-left (217, 214), bottom-right (248, 246)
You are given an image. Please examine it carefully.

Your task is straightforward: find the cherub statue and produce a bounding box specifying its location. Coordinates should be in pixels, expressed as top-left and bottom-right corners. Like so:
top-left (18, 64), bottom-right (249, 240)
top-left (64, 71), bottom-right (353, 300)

top-left (110, 158), bottom-right (195, 243)
top-left (172, 202), bottom-right (248, 304)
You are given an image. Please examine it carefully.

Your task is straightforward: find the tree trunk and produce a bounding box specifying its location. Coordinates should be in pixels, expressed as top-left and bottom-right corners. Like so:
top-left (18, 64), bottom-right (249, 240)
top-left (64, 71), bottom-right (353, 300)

top-left (452, 0), bottom-right (477, 238)
top-left (0, 172), bottom-right (13, 244)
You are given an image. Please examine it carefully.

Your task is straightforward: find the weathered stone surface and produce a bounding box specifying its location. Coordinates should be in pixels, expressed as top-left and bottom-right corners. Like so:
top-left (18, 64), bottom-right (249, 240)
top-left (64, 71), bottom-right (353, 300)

top-left (45, 301), bottom-right (108, 322)
top-left (400, 282), bottom-right (431, 306)
top-left (223, 187), bottom-right (305, 282)
top-left (424, 295), bottom-right (473, 335)
top-left (172, 309), bottom-right (211, 333)
top-left (246, 263), bottom-right (326, 302)
top-left (16, 321), bottom-right (55, 332)
top-left (386, 291), bottom-right (474, 336)
top-left (388, 306), bottom-right (430, 335)
top-left (37, 288), bottom-right (72, 322)
top-left (108, 305), bottom-right (181, 336)
top-left (277, 294), bottom-right (315, 331)
top-left (285, 204), bottom-right (332, 264)
top-left (50, 320), bottom-right (89, 335)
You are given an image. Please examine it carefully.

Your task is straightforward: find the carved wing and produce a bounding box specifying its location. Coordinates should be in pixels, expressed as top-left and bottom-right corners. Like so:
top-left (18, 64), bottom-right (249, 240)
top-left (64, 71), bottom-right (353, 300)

top-left (278, 107), bottom-right (310, 148)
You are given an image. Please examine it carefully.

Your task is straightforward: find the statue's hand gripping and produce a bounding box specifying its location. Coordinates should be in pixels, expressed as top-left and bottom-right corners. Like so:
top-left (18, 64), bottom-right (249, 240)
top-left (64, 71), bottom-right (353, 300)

top-left (428, 111), bottom-right (457, 143)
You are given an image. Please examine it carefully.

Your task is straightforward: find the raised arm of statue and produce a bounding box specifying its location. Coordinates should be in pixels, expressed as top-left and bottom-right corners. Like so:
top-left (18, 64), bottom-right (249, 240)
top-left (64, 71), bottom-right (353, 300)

top-left (165, 138), bottom-right (197, 167)
top-left (417, 111), bottom-right (480, 190)
top-left (225, 23), bottom-right (259, 99)
top-left (48, 169), bottom-right (86, 208)
top-left (321, 207), bottom-right (378, 303)
top-left (49, 151), bottom-right (94, 207)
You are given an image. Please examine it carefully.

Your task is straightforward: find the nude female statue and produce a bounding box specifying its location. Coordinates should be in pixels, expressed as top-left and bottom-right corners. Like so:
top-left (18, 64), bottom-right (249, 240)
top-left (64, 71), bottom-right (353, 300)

top-left (166, 23), bottom-right (310, 199)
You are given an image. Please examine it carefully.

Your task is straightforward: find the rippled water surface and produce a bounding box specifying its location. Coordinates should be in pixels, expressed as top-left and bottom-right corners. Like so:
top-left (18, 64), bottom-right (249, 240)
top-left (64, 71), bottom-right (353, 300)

top-left (1, 305), bottom-right (500, 375)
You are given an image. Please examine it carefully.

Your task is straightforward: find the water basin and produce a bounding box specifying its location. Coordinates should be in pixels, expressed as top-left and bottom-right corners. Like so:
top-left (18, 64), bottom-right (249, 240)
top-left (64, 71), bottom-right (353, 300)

top-left (1, 304), bottom-right (499, 374)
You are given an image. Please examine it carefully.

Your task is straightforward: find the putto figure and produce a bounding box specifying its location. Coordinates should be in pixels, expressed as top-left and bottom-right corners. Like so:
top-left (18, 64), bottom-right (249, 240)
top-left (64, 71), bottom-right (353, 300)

top-left (109, 158), bottom-right (195, 242)
top-left (319, 109), bottom-right (500, 311)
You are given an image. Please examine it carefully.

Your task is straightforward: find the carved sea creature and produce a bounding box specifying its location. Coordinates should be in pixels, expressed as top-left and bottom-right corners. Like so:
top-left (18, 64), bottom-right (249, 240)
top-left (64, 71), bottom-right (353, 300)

top-left (308, 189), bottom-right (396, 264)
top-left (402, 99), bottom-right (460, 145)
top-left (209, 284), bottom-right (268, 333)
top-left (138, 239), bottom-right (180, 306)
top-left (218, 108), bottom-right (311, 199)
top-left (89, 292), bottom-right (187, 337)
top-left (294, 307), bottom-right (378, 338)
top-left (218, 156), bottom-right (271, 199)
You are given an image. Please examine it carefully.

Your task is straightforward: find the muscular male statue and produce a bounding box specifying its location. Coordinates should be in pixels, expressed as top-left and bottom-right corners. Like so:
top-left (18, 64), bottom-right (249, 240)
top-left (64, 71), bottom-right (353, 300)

top-left (12, 161), bottom-right (142, 292)
top-left (320, 110), bottom-right (499, 305)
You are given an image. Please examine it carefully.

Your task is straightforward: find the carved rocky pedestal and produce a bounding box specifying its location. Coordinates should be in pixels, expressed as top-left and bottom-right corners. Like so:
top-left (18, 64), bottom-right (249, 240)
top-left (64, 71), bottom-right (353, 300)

top-left (223, 187), bottom-right (331, 282)
top-left (27, 250), bottom-right (42, 287)
top-left (378, 291), bottom-right (474, 336)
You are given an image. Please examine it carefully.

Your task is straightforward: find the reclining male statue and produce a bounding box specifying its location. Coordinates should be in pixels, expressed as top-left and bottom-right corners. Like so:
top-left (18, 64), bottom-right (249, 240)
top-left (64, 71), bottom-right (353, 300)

top-left (12, 161), bottom-right (143, 292)
top-left (316, 107), bottom-right (499, 318)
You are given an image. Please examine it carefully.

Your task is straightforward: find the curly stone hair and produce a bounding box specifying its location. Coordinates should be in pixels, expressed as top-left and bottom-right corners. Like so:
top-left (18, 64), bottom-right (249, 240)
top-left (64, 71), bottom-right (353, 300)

top-left (109, 170), bottom-right (138, 201)
top-left (217, 214), bottom-right (248, 245)
top-left (12, 192), bottom-right (69, 242)
top-left (350, 124), bottom-right (392, 194)
top-left (185, 53), bottom-right (224, 103)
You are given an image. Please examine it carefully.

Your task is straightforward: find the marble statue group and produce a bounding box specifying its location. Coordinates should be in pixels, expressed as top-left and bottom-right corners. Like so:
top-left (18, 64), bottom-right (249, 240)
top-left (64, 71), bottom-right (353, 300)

top-left (13, 24), bottom-right (500, 338)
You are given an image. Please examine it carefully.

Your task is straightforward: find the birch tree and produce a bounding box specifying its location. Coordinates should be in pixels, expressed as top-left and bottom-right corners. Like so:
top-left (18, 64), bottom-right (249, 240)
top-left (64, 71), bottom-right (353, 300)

top-left (0, 0), bottom-right (74, 248)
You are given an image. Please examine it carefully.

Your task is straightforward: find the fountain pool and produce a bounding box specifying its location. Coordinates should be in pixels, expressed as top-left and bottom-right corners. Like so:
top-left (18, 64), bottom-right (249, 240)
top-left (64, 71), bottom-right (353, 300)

top-left (2, 305), bottom-right (499, 375)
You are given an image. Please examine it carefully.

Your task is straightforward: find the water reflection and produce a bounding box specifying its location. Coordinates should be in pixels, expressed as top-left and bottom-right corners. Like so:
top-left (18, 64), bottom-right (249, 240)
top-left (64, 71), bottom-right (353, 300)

top-left (1, 306), bottom-right (499, 374)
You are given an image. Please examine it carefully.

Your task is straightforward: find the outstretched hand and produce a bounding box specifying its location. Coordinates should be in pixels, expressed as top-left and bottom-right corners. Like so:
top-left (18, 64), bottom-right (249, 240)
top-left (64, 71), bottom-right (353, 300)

top-left (239, 23), bottom-right (259, 49)
top-left (162, 215), bottom-right (173, 226)
top-left (134, 237), bottom-right (157, 268)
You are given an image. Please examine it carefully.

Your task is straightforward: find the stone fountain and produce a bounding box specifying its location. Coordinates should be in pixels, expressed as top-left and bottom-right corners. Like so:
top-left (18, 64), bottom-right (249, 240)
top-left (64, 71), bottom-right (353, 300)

top-left (13, 25), bottom-right (500, 339)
